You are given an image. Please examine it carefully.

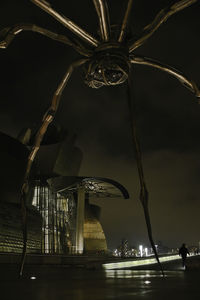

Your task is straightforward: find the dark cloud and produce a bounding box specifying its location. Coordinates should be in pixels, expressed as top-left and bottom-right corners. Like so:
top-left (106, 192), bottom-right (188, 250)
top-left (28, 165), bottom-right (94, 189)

top-left (0, 0), bottom-right (200, 249)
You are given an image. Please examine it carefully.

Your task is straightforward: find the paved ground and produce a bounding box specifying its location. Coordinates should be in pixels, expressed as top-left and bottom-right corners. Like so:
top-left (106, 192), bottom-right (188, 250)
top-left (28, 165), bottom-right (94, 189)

top-left (0, 260), bottom-right (200, 300)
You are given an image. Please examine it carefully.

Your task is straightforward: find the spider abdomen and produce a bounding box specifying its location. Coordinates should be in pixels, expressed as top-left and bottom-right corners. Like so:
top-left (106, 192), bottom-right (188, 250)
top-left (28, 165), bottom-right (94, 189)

top-left (84, 44), bottom-right (130, 89)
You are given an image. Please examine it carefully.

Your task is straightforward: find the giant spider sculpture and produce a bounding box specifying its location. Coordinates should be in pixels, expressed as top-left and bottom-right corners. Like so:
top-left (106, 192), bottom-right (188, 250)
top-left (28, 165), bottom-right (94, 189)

top-left (1, 0), bottom-right (200, 276)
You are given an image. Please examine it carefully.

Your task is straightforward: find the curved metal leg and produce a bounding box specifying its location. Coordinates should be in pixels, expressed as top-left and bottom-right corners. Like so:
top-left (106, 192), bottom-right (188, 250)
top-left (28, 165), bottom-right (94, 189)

top-left (31, 0), bottom-right (99, 47)
top-left (129, 0), bottom-right (198, 52)
top-left (130, 55), bottom-right (200, 99)
top-left (19, 58), bottom-right (87, 277)
top-left (0, 23), bottom-right (92, 57)
top-left (93, 0), bottom-right (111, 42)
top-left (126, 73), bottom-right (164, 276)
top-left (118, 0), bottom-right (133, 43)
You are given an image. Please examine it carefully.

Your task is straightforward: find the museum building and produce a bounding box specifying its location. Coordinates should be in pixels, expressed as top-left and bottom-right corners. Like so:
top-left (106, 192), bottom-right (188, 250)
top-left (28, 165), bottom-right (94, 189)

top-left (0, 125), bottom-right (128, 255)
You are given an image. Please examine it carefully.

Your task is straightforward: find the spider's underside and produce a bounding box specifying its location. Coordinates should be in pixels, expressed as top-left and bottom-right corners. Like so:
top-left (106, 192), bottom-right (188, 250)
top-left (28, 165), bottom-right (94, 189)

top-left (0, 0), bottom-right (200, 276)
top-left (84, 44), bottom-right (130, 88)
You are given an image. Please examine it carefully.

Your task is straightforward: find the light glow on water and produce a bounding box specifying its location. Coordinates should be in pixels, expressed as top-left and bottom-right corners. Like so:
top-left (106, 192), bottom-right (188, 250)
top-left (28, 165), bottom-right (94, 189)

top-left (104, 269), bottom-right (184, 279)
top-left (105, 270), bottom-right (164, 279)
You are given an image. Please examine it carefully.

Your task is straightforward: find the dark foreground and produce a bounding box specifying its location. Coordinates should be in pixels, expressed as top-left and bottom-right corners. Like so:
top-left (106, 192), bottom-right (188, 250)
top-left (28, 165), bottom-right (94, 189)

top-left (1, 262), bottom-right (200, 300)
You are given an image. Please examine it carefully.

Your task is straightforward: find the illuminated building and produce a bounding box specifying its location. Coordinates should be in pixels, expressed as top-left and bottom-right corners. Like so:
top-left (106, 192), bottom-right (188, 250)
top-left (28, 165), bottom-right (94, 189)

top-left (0, 126), bottom-right (129, 255)
top-left (48, 176), bottom-right (129, 254)
top-left (31, 180), bottom-right (76, 254)
top-left (0, 132), bottom-right (42, 253)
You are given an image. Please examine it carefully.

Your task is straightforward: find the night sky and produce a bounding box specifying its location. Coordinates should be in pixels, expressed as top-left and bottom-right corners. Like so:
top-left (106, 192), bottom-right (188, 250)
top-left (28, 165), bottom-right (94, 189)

top-left (0, 0), bottom-right (200, 250)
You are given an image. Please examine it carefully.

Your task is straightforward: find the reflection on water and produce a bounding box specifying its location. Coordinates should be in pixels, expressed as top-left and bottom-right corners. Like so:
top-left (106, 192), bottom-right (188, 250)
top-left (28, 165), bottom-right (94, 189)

top-left (105, 269), bottom-right (185, 279)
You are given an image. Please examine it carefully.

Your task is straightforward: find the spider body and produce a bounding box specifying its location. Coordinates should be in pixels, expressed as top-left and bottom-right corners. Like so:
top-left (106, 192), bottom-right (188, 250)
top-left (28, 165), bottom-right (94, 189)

top-left (85, 43), bottom-right (130, 88)
top-left (1, 0), bottom-right (199, 276)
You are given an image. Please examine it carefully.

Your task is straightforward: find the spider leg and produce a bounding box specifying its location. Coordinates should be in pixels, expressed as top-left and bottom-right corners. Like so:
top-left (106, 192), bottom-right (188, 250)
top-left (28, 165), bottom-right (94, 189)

top-left (129, 0), bottom-right (198, 53)
top-left (130, 55), bottom-right (200, 99)
top-left (19, 58), bottom-right (88, 277)
top-left (118, 0), bottom-right (133, 43)
top-left (92, 0), bottom-right (111, 42)
top-left (126, 74), bottom-right (164, 276)
top-left (31, 0), bottom-right (100, 47)
top-left (0, 23), bottom-right (92, 57)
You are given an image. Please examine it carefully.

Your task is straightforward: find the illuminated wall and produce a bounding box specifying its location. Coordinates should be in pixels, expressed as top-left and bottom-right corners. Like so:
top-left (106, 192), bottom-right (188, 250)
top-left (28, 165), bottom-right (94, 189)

top-left (32, 181), bottom-right (77, 254)
top-left (0, 202), bottom-right (42, 253)
top-left (0, 132), bottom-right (42, 253)
top-left (84, 203), bottom-right (107, 253)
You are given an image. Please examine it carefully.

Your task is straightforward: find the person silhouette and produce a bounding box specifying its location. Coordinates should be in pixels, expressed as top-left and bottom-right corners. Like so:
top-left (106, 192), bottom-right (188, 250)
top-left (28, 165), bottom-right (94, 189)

top-left (179, 243), bottom-right (190, 268)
